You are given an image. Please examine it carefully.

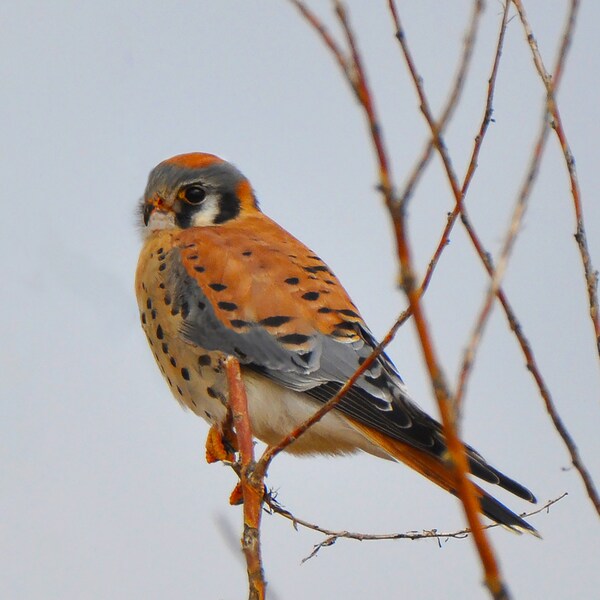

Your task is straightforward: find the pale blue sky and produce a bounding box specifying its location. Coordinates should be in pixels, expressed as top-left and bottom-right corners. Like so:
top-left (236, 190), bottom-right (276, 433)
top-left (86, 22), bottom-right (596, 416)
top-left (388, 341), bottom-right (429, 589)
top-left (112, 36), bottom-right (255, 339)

top-left (2, 2), bottom-right (599, 599)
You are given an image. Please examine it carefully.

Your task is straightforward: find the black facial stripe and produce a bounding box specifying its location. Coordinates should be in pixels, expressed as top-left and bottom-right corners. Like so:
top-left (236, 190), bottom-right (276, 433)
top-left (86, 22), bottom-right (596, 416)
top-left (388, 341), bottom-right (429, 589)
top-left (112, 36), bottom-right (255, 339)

top-left (213, 191), bottom-right (241, 224)
top-left (175, 202), bottom-right (195, 229)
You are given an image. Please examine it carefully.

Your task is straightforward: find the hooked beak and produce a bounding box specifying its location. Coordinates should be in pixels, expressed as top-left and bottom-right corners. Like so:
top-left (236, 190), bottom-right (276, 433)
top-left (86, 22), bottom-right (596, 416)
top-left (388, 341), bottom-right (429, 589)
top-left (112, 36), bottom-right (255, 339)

top-left (143, 195), bottom-right (175, 230)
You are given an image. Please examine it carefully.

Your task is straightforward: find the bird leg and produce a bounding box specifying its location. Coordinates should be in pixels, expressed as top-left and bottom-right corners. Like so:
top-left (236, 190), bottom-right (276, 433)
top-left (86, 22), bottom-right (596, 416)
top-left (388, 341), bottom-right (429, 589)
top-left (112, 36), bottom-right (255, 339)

top-left (204, 414), bottom-right (244, 504)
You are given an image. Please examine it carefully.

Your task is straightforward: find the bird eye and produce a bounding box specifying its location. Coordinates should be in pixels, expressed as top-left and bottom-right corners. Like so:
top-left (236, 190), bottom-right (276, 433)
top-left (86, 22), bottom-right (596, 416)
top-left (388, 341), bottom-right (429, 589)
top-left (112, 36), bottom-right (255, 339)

top-left (182, 185), bottom-right (206, 205)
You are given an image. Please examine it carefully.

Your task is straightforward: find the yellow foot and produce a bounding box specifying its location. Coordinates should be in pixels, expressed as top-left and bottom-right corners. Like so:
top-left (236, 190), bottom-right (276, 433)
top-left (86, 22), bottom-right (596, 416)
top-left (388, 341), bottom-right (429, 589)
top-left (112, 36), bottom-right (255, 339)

top-left (205, 424), bottom-right (236, 464)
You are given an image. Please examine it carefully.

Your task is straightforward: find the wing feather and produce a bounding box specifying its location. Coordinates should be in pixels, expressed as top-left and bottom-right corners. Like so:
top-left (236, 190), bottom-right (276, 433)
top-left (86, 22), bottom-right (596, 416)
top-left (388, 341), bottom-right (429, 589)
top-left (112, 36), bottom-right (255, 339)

top-left (164, 216), bottom-right (535, 502)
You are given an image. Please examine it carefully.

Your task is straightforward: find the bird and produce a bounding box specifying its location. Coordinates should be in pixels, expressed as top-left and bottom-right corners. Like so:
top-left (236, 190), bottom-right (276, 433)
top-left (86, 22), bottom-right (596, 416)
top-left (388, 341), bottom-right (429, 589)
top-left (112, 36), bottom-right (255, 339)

top-left (135, 152), bottom-right (538, 535)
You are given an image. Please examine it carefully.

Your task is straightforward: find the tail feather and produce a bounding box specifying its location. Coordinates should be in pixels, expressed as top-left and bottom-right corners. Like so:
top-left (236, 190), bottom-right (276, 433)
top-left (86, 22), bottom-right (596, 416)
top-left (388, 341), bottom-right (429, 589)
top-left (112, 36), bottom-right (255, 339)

top-left (348, 418), bottom-right (539, 536)
top-left (479, 492), bottom-right (540, 537)
top-left (467, 452), bottom-right (537, 503)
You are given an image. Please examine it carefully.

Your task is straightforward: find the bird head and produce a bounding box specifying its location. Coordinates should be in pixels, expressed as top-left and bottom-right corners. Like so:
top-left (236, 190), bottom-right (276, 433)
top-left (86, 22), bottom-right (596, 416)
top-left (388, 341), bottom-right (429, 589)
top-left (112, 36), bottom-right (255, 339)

top-left (139, 153), bottom-right (259, 235)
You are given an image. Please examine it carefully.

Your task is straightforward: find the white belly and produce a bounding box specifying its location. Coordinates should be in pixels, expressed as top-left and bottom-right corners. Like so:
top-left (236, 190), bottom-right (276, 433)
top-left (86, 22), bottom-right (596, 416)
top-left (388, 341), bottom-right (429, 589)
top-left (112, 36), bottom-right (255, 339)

top-left (239, 369), bottom-right (390, 459)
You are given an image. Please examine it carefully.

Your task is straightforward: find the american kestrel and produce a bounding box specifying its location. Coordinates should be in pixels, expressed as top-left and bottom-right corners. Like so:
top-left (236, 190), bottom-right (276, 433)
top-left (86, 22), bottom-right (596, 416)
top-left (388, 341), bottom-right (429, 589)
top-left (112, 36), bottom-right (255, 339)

top-left (135, 152), bottom-right (538, 535)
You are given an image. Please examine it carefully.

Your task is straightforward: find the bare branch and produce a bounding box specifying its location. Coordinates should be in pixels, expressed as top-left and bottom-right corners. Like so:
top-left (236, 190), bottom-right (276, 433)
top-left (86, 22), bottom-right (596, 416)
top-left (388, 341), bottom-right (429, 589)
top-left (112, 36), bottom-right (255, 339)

top-left (512, 0), bottom-right (599, 357)
top-left (288, 0), bottom-right (354, 94)
top-left (402, 1), bottom-right (511, 323)
top-left (510, 0), bottom-right (600, 517)
top-left (456, 112), bottom-right (552, 409)
top-left (263, 492), bottom-right (568, 563)
top-left (394, 0), bottom-right (484, 206)
top-left (389, 4), bottom-right (510, 597)
top-left (225, 357), bottom-right (266, 600)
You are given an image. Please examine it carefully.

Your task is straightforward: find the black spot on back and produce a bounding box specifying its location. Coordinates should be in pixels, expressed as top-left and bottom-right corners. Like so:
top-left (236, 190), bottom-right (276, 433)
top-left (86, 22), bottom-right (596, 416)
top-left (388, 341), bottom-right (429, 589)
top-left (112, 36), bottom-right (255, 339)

top-left (302, 292), bottom-right (320, 301)
top-left (209, 283), bottom-right (227, 292)
top-left (284, 277), bottom-right (299, 285)
top-left (260, 316), bottom-right (293, 327)
top-left (333, 321), bottom-right (356, 331)
top-left (218, 301), bottom-right (238, 311)
top-left (303, 265), bottom-right (331, 274)
top-left (230, 319), bottom-right (249, 328)
top-left (278, 333), bottom-right (311, 345)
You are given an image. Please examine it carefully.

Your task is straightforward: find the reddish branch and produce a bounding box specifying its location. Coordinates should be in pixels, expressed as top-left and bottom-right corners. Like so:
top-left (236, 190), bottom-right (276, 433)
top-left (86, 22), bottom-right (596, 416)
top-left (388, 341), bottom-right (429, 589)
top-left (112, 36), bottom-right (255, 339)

top-left (223, 3), bottom-right (596, 599)
top-left (291, 1), bottom-right (509, 598)
top-left (509, 0), bottom-right (600, 516)
top-left (399, 1), bottom-right (510, 321)
top-left (392, 0), bottom-right (598, 522)
top-left (513, 0), bottom-right (598, 343)
top-left (456, 113), bottom-right (552, 408)
top-left (225, 357), bottom-right (266, 600)
top-left (394, 0), bottom-right (484, 206)
top-left (388, 4), bottom-right (509, 598)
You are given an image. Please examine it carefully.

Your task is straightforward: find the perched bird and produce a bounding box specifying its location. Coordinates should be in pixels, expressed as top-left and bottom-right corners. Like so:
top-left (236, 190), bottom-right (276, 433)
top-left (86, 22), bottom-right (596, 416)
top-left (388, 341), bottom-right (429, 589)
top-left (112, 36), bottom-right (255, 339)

top-left (135, 152), bottom-right (538, 535)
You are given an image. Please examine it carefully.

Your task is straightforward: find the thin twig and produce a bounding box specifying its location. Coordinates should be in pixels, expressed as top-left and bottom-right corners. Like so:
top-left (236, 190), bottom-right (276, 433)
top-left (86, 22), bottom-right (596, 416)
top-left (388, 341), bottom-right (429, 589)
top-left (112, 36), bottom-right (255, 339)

top-left (263, 492), bottom-right (567, 563)
top-left (456, 112), bottom-right (552, 408)
top-left (334, 1), bottom-right (393, 197)
top-left (510, 0), bottom-right (600, 516)
top-left (403, 1), bottom-right (511, 322)
top-left (394, 0), bottom-right (484, 206)
top-left (390, 0), bottom-right (597, 533)
top-left (512, 0), bottom-right (599, 356)
top-left (512, 2), bottom-right (599, 355)
top-left (288, 0), bottom-right (353, 92)
top-left (225, 357), bottom-right (266, 600)
top-left (389, 4), bottom-right (510, 598)
top-left (260, 0), bottom-right (400, 468)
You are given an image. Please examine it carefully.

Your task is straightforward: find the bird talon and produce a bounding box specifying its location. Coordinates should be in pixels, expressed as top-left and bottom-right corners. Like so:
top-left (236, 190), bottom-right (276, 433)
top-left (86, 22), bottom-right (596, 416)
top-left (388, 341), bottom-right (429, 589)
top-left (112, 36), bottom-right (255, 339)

top-left (205, 424), bottom-right (236, 464)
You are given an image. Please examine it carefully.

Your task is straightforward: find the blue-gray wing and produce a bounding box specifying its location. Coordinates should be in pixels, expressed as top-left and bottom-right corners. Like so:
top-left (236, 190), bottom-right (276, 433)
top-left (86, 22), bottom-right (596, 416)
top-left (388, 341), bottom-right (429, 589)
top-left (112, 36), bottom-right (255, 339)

top-left (165, 244), bottom-right (534, 500)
